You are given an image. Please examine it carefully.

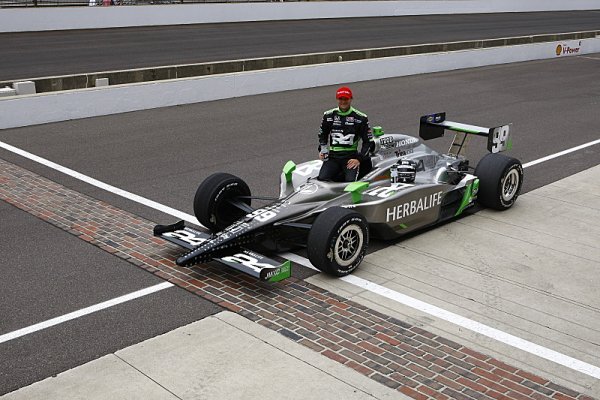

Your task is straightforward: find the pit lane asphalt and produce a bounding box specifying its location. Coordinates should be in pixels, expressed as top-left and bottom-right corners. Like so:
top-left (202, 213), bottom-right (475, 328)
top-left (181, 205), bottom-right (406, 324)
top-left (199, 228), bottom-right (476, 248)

top-left (1, 10), bottom-right (599, 81)
top-left (0, 54), bottom-right (599, 394)
top-left (0, 200), bottom-right (222, 394)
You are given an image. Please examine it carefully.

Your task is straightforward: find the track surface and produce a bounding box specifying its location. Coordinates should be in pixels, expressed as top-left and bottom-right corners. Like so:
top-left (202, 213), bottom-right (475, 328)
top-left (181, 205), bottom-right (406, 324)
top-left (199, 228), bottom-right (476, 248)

top-left (0, 201), bottom-right (222, 394)
top-left (0, 54), bottom-right (599, 394)
top-left (1, 11), bottom-right (599, 80)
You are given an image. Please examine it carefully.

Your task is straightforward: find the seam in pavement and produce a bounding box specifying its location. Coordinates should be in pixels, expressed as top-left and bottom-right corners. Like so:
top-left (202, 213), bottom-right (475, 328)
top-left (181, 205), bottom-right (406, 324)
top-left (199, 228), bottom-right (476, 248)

top-left (112, 354), bottom-right (184, 400)
top-left (363, 253), bottom-right (600, 355)
top-left (361, 263), bottom-right (600, 356)
top-left (455, 217), bottom-right (599, 263)
top-left (525, 192), bottom-right (600, 211)
top-left (212, 313), bottom-right (386, 400)
top-left (396, 245), bottom-right (600, 313)
top-left (366, 249), bottom-right (600, 338)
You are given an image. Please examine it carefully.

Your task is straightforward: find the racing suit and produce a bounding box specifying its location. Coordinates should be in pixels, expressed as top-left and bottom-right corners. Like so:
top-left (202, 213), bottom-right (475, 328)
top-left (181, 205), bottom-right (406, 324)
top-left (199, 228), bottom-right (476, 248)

top-left (318, 106), bottom-right (373, 182)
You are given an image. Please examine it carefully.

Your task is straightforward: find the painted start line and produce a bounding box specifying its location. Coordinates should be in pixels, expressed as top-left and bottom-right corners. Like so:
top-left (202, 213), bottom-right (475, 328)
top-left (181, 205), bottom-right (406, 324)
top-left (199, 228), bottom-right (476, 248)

top-left (0, 137), bottom-right (599, 379)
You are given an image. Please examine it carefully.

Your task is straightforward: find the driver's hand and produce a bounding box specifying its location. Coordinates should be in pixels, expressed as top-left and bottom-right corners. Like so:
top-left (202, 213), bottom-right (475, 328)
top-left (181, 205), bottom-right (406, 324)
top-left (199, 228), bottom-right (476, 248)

top-left (319, 153), bottom-right (324, 160)
top-left (347, 159), bottom-right (360, 169)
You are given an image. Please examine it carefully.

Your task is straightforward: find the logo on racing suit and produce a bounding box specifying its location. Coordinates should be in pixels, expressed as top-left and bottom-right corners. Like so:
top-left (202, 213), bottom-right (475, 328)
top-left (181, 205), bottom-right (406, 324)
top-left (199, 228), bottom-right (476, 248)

top-left (386, 191), bottom-right (443, 222)
top-left (331, 131), bottom-right (354, 145)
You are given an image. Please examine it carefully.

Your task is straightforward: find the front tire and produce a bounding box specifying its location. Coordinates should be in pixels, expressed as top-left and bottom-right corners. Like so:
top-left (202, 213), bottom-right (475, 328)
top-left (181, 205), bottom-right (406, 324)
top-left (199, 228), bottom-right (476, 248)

top-left (193, 173), bottom-right (251, 231)
top-left (307, 207), bottom-right (369, 276)
top-left (475, 153), bottom-right (523, 210)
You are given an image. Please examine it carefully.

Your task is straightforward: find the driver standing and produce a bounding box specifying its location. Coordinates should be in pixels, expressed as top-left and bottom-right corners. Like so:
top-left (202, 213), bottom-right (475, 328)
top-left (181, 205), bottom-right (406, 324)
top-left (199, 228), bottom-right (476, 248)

top-left (318, 87), bottom-right (372, 182)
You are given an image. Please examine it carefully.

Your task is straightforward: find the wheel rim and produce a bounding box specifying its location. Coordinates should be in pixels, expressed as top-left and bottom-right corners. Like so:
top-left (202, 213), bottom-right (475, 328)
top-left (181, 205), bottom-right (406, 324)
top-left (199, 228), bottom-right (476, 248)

top-left (502, 168), bottom-right (520, 202)
top-left (333, 224), bottom-right (364, 268)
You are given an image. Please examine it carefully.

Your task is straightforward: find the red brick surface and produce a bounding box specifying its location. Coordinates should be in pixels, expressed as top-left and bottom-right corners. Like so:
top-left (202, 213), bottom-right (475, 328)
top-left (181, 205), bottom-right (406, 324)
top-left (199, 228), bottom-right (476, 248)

top-left (0, 158), bottom-right (595, 400)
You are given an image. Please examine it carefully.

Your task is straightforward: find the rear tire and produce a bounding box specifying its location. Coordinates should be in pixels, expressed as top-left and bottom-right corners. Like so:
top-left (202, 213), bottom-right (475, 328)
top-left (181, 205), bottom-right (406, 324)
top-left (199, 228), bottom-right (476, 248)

top-left (475, 153), bottom-right (523, 210)
top-left (307, 207), bottom-right (369, 276)
top-left (193, 173), bottom-right (251, 231)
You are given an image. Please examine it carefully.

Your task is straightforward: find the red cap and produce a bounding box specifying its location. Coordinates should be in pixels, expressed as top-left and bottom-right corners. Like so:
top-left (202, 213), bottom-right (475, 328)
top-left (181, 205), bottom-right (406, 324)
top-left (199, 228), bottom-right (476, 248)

top-left (336, 86), bottom-right (353, 99)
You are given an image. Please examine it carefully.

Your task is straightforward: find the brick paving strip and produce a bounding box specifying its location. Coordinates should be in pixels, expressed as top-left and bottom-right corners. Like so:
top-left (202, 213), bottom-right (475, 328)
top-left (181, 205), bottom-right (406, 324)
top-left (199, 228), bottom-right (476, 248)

top-left (0, 158), bottom-right (595, 400)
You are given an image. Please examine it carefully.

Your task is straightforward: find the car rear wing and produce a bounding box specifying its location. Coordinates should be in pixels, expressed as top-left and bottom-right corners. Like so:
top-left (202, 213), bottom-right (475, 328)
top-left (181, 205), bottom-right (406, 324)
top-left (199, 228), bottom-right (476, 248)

top-left (419, 112), bottom-right (512, 156)
top-left (153, 221), bottom-right (291, 283)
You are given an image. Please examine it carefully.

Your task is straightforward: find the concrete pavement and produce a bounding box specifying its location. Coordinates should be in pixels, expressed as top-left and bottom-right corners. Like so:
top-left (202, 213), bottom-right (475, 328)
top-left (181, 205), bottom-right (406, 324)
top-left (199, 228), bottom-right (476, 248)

top-left (309, 164), bottom-right (600, 395)
top-left (2, 311), bottom-right (405, 400)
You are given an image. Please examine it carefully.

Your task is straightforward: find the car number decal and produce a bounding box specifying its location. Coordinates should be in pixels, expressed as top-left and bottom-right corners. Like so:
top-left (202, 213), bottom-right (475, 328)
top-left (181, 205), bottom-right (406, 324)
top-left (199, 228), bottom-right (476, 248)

top-left (163, 229), bottom-right (208, 246)
top-left (221, 253), bottom-right (274, 273)
top-left (489, 125), bottom-right (511, 153)
top-left (364, 183), bottom-right (413, 198)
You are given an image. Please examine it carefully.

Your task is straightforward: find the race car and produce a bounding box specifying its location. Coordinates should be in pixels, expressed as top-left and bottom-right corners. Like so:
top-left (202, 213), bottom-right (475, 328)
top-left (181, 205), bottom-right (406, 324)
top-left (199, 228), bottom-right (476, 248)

top-left (154, 112), bottom-right (523, 282)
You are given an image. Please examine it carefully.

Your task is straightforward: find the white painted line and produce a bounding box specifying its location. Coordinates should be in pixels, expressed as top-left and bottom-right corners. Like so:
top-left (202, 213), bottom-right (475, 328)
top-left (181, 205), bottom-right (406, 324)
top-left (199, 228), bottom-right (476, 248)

top-left (341, 275), bottom-right (600, 379)
top-left (280, 252), bottom-right (319, 271)
top-left (0, 141), bottom-right (199, 225)
top-left (522, 138), bottom-right (600, 169)
top-left (2, 137), bottom-right (600, 376)
top-left (0, 282), bottom-right (173, 345)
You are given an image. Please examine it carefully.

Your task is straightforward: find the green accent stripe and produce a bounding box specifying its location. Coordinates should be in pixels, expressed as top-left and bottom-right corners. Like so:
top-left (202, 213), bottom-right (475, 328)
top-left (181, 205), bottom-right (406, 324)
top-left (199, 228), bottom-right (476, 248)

top-left (267, 261), bottom-right (291, 283)
top-left (455, 179), bottom-right (479, 216)
top-left (336, 106), bottom-right (354, 117)
top-left (448, 126), bottom-right (481, 134)
top-left (353, 108), bottom-right (367, 117)
top-left (331, 144), bottom-right (358, 151)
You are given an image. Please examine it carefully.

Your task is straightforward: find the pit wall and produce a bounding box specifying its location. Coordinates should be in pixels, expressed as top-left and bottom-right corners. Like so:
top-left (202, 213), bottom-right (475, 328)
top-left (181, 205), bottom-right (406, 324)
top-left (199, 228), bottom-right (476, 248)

top-left (1, 37), bottom-right (596, 129)
top-left (1, 0), bottom-right (600, 33)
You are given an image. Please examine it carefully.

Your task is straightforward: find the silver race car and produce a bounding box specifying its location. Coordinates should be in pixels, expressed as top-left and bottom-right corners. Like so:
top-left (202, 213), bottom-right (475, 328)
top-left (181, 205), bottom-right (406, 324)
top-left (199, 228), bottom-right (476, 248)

top-left (154, 112), bottom-right (523, 282)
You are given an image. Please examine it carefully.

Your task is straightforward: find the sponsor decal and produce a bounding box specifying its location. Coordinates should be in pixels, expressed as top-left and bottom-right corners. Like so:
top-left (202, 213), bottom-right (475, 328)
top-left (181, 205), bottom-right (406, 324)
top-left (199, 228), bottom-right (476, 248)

top-left (265, 262), bottom-right (291, 280)
top-left (555, 41), bottom-right (582, 57)
top-left (394, 148), bottom-right (414, 158)
top-left (346, 116), bottom-right (354, 123)
top-left (386, 191), bottom-right (443, 222)
top-left (380, 136), bottom-right (419, 149)
top-left (213, 221), bottom-right (250, 241)
top-left (380, 137), bottom-right (394, 147)
top-left (364, 183), bottom-right (413, 199)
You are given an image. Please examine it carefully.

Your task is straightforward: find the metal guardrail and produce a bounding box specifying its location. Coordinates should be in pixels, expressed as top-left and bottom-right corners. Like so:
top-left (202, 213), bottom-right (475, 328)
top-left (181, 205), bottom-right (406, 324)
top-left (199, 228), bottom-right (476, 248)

top-left (1, 0), bottom-right (290, 6)
top-left (1, 30), bottom-right (596, 95)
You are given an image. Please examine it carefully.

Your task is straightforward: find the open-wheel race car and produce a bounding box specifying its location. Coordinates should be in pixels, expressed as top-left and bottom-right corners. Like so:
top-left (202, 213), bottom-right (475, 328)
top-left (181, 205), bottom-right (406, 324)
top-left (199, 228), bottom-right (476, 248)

top-left (154, 112), bottom-right (523, 282)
